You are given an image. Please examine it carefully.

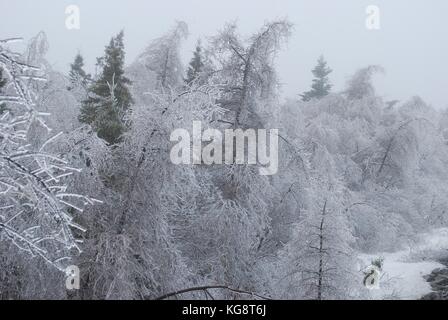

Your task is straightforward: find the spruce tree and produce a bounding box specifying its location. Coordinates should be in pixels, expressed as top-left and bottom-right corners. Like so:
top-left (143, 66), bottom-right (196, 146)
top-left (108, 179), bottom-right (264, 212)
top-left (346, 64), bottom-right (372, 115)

top-left (185, 40), bottom-right (204, 85)
top-left (301, 55), bottom-right (332, 102)
top-left (79, 31), bottom-right (133, 145)
top-left (68, 53), bottom-right (90, 90)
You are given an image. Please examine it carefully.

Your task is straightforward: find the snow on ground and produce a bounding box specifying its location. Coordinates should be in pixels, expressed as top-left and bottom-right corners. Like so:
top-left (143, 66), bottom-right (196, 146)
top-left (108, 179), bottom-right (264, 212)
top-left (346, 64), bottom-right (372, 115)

top-left (358, 228), bottom-right (448, 300)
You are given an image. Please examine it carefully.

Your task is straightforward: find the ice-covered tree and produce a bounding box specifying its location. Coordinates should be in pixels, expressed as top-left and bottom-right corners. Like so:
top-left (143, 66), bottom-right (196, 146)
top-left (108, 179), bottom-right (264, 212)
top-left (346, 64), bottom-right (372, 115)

top-left (0, 38), bottom-right (99, 272)
top-left (345, 65), bottom-right (383, 100)
top-left (271, 129), bottom-right (362, 299)
top-left (163, 20), bottom-right (292, 296)
top-left (23, 32), bottom-right (81, 135)
top-left (128, 21), bottom-right (188, 94)
top-left (75, 80), bottom-right (225, 299)
top-left (209, 20), bottom-right (292, 127)
top-left (68, 53), bottom-right (91, 91)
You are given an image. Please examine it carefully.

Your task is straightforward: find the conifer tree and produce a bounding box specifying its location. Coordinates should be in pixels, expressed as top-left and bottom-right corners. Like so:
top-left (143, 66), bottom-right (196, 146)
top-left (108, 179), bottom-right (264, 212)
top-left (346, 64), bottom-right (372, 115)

top-left (301, 55), bottom-right (332, 102)
top-left (68, 53), bottom-right (91, 90)
top-left (185, 40), bottom-right (204, 85)
top-left (79, 31), bottom-right (133, 145)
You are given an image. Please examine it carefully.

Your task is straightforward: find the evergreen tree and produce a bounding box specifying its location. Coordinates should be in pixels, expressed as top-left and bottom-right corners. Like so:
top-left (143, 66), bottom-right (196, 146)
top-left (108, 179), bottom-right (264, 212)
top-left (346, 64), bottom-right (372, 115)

top-left (185, 40), bottom-right (204, 85)
top-left (79, 31), bottom-right (133, 145)
top-left (0, 67), bottom-right (7, 114)
top-left (301, 55), bottom-right (332, 102)
top-left (68, 53), bottom-right (91, 90)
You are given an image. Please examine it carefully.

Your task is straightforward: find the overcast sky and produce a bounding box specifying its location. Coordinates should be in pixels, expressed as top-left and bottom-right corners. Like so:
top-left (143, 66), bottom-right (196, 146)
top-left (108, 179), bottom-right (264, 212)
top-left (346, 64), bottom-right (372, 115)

top-left (1, 0), bottom-right (447, 108)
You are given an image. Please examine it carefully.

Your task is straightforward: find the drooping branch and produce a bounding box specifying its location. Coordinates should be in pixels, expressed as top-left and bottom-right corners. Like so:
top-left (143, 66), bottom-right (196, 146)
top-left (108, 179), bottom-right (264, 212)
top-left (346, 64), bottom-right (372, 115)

top-left (152, 285), bottom-right (272, 300)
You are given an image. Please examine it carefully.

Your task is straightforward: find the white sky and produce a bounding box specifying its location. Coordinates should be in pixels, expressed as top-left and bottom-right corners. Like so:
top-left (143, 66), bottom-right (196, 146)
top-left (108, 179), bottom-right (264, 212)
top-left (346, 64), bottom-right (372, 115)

top-left (1, 0), bottom-right (447, 108)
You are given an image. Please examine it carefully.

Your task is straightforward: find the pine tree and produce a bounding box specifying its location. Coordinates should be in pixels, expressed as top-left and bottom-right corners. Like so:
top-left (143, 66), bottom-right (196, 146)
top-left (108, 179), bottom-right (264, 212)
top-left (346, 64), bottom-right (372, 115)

top-left (185, 40), bottom-right (204, 85)
top-left (301, 55), bottom-right (332, 102)
top-left (68, 53), bottom-right (90, 90)
top-left (79, 31), bottom-right (133, 145)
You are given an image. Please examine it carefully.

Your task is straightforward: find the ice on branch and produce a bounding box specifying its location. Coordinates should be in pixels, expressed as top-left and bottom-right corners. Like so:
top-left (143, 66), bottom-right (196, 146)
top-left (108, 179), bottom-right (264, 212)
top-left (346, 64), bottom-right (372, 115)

top-left (0, 38), bottom-right (98, 271)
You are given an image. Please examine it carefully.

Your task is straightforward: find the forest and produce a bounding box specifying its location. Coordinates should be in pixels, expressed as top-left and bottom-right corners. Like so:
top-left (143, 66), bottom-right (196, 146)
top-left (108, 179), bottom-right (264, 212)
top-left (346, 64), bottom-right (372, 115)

top-left (1, 19), bottom-right (448, 300)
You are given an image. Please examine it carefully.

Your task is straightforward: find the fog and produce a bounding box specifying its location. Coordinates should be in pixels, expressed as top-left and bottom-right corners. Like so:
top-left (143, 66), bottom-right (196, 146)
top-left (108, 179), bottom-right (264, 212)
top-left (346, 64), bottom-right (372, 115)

top-left (1, 0), bottom-right (447, 107)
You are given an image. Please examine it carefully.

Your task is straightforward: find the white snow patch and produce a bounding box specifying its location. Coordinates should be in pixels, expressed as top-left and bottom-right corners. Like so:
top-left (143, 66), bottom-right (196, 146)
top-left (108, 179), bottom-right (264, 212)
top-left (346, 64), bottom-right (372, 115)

top-left (359, 228), bottom-right (448, 300)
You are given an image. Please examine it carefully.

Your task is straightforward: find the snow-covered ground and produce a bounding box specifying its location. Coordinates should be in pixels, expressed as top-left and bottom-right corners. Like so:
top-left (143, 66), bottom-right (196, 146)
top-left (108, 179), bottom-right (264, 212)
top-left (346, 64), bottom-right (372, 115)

top-left (359, 228), bottom-right (448, 300)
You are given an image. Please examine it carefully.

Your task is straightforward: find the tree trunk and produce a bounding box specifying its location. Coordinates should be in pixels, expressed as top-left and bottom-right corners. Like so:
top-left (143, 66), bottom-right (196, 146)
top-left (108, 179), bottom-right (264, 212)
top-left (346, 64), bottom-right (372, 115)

top-left (317, 199), bottom-right (327, 300)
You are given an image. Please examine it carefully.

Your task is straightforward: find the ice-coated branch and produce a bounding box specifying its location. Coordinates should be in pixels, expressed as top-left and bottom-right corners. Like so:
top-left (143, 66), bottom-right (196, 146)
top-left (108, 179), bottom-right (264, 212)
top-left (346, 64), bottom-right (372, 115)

top-left (152, 285), bottom-right (272, 300)
top-left (0, 38), bottom-right (95, 270)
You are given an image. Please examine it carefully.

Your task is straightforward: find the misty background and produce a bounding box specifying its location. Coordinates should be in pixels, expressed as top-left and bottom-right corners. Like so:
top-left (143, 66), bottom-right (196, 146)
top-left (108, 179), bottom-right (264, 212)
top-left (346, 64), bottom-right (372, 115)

top-left (1, 0), bottom-right (447, 108)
